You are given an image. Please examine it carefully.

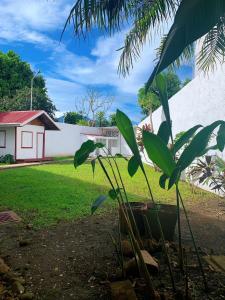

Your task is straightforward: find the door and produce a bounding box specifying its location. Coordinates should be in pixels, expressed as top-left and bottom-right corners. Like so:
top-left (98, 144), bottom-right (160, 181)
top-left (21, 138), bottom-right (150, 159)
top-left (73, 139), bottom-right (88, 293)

top-left (36, 133), bottom-right (44, 159)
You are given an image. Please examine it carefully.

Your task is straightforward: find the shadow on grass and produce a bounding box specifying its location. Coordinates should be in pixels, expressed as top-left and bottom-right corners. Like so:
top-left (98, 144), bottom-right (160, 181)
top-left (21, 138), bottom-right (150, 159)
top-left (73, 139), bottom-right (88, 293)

top-left (0, 164), bottom-right (144, 227)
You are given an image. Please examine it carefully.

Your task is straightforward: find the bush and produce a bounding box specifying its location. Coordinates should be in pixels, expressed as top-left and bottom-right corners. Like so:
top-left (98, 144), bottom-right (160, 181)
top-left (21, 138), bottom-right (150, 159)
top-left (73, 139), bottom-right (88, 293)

top-left (0, 154), bottom-right (15, 164)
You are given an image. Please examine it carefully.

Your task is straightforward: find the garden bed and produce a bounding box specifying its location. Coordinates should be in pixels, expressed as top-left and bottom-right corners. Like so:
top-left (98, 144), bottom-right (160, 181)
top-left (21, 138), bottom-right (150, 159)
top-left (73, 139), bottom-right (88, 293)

top-left (0, 198), bottom-right (225, 299)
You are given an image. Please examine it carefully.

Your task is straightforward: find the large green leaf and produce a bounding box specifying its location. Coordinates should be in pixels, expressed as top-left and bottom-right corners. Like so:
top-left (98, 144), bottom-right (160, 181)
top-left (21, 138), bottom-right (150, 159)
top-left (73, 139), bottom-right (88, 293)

top-left (159, 173), bottom-right (168, 189)
top-left (217, 122), bottom-right (225, 152)
top-left (128, 155), bottom-right (139, 177)
top-left (116, 109), bottom-right (139, 157)
top-left (177, 121), bottom-right (223, 171)
top-left (74, 140), bottom-right (96, 168)
top-left (157, 121), bottom-right (170, 145)
top-left (147, 0), bottom-right (225, 85)
top-left (172, 125), bottom-right (202, 154)
top-left (143, 130), bottom-right (175, 177)
top-left (91, 195), bottom-right (108, 215)
top-left (154, 74), bottom-right (171, 133)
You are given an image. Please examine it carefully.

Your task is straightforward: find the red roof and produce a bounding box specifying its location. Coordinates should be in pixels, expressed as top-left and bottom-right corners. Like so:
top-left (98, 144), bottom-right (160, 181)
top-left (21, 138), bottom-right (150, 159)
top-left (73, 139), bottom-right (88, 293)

top-left (0, 111), bottom-right (42, 124)
top-left (0, 110), bottom-right (59, 130)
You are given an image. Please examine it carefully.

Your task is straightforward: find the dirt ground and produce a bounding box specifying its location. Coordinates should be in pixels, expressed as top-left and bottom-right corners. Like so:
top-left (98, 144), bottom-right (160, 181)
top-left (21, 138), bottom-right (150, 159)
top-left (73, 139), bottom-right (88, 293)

top-left (0, 198), bottom-right (225, 300)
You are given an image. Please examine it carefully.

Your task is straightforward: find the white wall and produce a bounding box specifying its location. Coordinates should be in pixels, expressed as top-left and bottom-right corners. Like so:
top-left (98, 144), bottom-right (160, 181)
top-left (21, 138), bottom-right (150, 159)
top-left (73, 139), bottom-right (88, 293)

top-left (45, 123), bottom-right (133, 157)
top-left (45, 123), bottom-right (102, 157)
top-left (139, 64), bottom-right (225, 159)
top-left (0, 127), bottom-right (15, 157)
top-left (16, 125), bottom-right (44, 160)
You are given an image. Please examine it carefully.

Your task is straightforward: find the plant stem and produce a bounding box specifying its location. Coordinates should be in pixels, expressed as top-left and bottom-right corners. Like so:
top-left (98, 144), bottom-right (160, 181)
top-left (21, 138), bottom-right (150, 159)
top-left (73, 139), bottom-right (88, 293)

top-left (97, 156), bottom-right (155, 295)
top-left (176, 184), bottom-right (183, 272)
top-left (178, 189), bottom-right (208, 291)
top-left (141, 165), bottom-right (176, 292)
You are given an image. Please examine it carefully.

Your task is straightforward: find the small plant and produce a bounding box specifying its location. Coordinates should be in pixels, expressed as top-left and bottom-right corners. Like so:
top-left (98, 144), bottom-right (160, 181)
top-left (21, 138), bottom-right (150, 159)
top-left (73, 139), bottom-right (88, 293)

top-left (189, 155), bottom-right (225, 195)
top-left (0, 154), bottom-right (14, 164)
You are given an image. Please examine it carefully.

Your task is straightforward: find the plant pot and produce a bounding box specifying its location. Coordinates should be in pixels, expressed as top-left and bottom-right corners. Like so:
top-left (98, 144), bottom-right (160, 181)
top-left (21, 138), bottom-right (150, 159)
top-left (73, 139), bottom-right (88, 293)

top-left (119, 202), bottom-right (147, 236)
top-left (146, 203), bottom-right (177, 241)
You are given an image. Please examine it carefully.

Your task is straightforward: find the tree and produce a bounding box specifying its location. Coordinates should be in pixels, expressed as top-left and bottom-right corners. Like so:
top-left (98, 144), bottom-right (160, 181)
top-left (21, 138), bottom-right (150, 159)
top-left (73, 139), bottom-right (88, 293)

top-left (75, 87), bottom-right (114, 126)
top-left (64, 112), bottom-right (84, 124)
top-left (95, 111), bottom-right (109, 127)
top-left (182, 78), bottom-right (191, 87)
top-left (109, 113), bottom-right (117, 126)
top-left (0, 50), bottom-right (56, 117)
top-left (138, 71), bottom-right (181, 117)
top-left (64, 1), bottom-right (225, 86)
top-left (0, 87), bottom-right (56, 118)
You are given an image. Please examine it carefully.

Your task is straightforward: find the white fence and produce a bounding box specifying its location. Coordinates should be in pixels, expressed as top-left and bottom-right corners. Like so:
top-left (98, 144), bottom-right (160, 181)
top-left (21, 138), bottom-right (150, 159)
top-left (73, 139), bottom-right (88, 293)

top-left (45, 123), bottom-right (132, 157)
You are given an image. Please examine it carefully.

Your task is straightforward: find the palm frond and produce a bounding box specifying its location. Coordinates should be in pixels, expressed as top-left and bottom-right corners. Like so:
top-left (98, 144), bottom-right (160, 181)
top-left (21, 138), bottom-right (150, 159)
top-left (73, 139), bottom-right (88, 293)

top-left (156, 35), bottom-right (194, 71)
top-left (62, 0), bottom-right (133, 38)
top-left (147, 0), bottom-right (225, 88)
top-left (118, 0), bottom-right (179, 76)
top-left (196, 20), bottom-right (225, 73)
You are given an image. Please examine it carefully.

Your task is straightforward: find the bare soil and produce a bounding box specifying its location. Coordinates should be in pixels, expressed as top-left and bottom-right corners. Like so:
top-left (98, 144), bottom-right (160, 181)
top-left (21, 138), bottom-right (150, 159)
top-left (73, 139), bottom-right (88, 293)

top-left (0, 198), bottom-right (225, 300)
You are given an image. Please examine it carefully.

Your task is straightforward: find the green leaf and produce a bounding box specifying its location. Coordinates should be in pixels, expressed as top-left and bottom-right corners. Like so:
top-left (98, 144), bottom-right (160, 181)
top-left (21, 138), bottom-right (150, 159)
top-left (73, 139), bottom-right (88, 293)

top-left (168, 168), bottom-right (181, 190)
top-left (143, 130), bottom-right (175, 177)
top-left (91, 159), bottom-right (96, 177)
top-left (154, 74), bottom-right (171, 133)
top-left (177, 121), bottom-right (222, 171)
top-left (116, 110), bottom-right (139, 157)
top-left (157, 121), bottom-right (170, 145)
top-left (108, 188), bottom-right (120, 200)
top-left (128, 156), bottom-right (139, 177)
top-left (172, 125), bottom-right (202, 154)
top-left (91, 195), bottom-right (108, 215)
top-left (159, 173), bottom-right (168, 189)
top-left (74, 140), bottom-right (96, 168)
top-left (147, 0), bottom-right (225, 84)
top-left (95, 142), bottom-right (105, 149)
top-left (217, 122), bottom-right (225, 152)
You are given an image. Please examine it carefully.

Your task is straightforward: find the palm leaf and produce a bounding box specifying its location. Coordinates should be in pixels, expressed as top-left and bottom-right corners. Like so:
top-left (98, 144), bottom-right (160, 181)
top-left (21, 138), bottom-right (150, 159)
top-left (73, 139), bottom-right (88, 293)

top-left (147, 0), bottom-right (225, 87)
top-left (196, 20), bottom-right (225, 73)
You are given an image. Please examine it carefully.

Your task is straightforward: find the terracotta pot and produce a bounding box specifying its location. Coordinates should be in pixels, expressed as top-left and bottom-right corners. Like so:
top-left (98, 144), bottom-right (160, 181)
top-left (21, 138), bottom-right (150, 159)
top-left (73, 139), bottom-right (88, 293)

top-left (119, 202), bottom-right (147, 236)
top-left (146, 203), bottom-right (177, 241)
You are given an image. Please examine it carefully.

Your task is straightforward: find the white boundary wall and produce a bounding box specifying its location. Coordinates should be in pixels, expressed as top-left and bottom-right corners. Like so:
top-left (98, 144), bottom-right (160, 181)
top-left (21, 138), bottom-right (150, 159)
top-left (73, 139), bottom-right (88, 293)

top-left (139, 64), bottom-right (225, 159)
top-left (45, 123), bottom-right (132, 157)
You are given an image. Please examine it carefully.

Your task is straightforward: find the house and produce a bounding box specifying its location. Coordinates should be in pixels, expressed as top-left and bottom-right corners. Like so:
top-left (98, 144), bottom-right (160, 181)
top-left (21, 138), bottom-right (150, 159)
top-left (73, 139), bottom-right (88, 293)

top-left (0, 110), bottom-right (59, 162)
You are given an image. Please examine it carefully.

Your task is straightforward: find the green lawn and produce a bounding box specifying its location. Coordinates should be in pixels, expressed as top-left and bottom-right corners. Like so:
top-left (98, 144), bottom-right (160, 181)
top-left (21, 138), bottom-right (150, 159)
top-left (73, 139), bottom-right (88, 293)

top-left (0, 159), bottom-right (219, 227)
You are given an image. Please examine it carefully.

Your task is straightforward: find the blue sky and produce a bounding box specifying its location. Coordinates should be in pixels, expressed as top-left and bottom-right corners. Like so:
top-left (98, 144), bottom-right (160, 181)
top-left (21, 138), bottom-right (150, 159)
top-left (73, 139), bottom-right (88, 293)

top-left (0, 0), bottom-right (193, 123)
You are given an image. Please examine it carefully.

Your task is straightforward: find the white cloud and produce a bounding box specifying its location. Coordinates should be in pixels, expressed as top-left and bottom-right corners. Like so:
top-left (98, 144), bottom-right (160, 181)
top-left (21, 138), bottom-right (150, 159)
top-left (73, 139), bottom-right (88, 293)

top-left (0, 0), bottom-right (71, 45)
top-left (52, 30), bottom-right (160, 96)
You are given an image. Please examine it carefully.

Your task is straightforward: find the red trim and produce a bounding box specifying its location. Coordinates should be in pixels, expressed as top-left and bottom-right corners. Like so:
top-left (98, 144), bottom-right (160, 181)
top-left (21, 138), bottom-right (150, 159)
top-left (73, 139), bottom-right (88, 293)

top-left (14, 127), bottom-right (17, 160)
top-left (0, 130), bottom-right (6, 148)
top-left (36, 132), bottom-right (44, 159)
top-left (21, 131), bottom-right (33, 149)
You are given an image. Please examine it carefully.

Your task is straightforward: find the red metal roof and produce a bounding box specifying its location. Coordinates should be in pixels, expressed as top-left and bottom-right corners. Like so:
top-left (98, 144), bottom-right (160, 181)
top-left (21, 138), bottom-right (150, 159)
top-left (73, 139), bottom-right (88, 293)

top-left (0, 110), bottom-right (59, 130)
top-left (0, 111), bottom-right (42, 124)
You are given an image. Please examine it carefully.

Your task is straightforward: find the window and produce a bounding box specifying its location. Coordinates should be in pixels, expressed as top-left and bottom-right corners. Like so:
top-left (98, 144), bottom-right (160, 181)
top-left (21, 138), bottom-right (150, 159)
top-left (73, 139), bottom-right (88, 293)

top-left (0, 130), bottom-right (6, 148)
top-left (96, 138), bottom-right (106, 146)
top-left (21, 131), bottom-right (33, 148)
top-left (108, 139), bottom-right (118, 148)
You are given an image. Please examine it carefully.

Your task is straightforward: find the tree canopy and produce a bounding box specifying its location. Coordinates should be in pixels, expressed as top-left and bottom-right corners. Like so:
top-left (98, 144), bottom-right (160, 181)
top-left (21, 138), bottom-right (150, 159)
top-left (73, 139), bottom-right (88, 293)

top-left (64, 112), bottom-right (84, 124)
top-left (138, 71), bottom-right (182, 116)
top-left (0, 50), bottom-right (56, 117)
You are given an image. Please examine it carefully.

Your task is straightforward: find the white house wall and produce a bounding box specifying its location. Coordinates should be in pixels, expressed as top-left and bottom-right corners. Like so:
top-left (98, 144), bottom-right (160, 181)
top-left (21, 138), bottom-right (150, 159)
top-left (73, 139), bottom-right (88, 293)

top-left (139, 64), bottom-right (225, 159)
top-left (0, 127), bottom-right (15, 157)
top-left (16, 125), bottom-right (45, 160)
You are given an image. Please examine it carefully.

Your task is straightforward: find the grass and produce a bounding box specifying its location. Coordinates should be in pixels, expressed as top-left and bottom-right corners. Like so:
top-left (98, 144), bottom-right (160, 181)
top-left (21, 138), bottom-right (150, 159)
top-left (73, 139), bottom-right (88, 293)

top-left (0, 159), bottom-right (219, 227)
